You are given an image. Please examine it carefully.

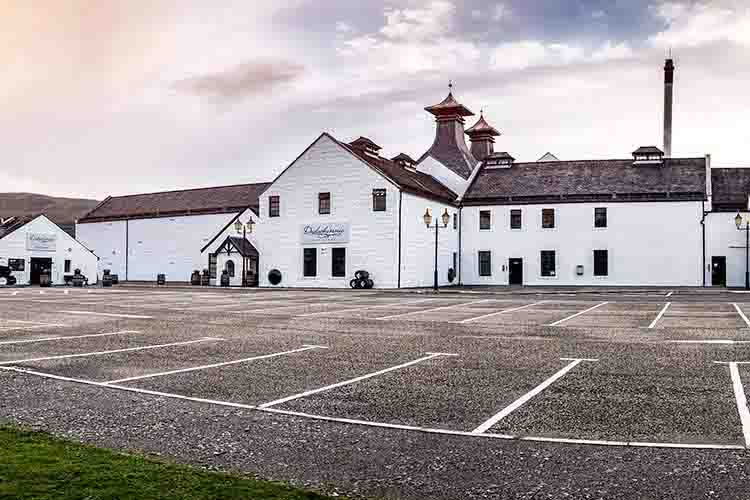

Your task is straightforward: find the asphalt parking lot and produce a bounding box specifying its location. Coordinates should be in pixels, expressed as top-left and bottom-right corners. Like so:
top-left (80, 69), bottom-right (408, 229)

top-left (1, 286), bottom-right (750, 499)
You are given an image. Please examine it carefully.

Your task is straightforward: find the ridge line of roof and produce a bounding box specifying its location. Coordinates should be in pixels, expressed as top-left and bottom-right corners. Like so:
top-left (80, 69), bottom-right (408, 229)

top-left (101, 181), bottom-right (272, 200)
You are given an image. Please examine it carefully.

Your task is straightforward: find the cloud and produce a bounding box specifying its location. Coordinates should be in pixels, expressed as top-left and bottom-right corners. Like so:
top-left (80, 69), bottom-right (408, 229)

top-left (172, 60), bottom-right (305, 100)
top-left (490, 39), bottom-right (633, 71)
top-left (492, 4), bottom-right (508, 21)
top-left (380, 1), bottom-right (455, 40)
top-left (335, 21), bottom-right (354, 33)
top-left (650, 1), bottom-right (750, 48)
top-left (592, 10), bottom-right (606, 19)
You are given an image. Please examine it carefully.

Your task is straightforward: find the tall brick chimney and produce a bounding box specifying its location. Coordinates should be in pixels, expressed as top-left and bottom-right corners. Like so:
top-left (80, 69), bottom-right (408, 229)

top-left (664, 58), bottom-right (674, 157)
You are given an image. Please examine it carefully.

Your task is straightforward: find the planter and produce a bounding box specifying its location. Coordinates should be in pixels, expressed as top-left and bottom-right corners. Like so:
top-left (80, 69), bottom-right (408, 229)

top-left (39, 274), bottom-right (51, 287)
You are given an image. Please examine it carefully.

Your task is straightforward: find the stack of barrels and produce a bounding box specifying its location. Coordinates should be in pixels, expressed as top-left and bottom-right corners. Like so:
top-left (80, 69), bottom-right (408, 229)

top-left (349, 270), bottom-right (374, 289)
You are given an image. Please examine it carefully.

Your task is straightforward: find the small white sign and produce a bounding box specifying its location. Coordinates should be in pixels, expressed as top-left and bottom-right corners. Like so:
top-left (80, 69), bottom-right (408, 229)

top-left (26, 233), bottom-right (57, 252)
top-left (301, 223), bottom-right (350, 244)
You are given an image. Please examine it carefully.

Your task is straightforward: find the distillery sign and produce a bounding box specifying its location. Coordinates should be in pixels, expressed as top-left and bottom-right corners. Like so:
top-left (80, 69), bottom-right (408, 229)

top-left (301, 223), bottom-right (350, 244)
top-left (26, 233), bottom-right (57, 252)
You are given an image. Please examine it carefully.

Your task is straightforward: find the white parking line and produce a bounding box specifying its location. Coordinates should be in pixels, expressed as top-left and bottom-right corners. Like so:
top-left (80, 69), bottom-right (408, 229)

top-left (374, 299), bottom-right (494, 321)
top-left (472, 358), bottom-right (595, 434)
top-left (458, 301), bottom-right (546, 324)
top-left (0, 337), bottom-right (221, 365)
top-left (0, 330), bottom-right (140, 346)
top-left (733, 303), bottom-right (750, 328)
top-left (58, 310), bottom-right (153, 319)
top-left (0, 323), bottom-right (67, 332)
top-left (547, 302), bottom-right (609, 327)
top-left (104, 345), bottom-right (328, 384)
top-left (666, 291), bottom-right (674, 297)
top-left (648, 302), bottom-right (671, 329)
top-left (258, 352), bottom-right (454, 409)
top-left (668, 340), bottom-right (750, 344)
top-left (728, 362), bottom-right (750, 447)
top-left (296, 298), bottom-right (435, 317)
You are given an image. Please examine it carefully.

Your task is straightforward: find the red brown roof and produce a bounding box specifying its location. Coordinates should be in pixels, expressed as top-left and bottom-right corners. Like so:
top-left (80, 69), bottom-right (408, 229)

top-left (78, 183), bottom-right (270, 223)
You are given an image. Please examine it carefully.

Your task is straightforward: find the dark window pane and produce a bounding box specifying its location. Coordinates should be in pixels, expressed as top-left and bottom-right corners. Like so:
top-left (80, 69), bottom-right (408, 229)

top-left (478, 251), bottom-right (492, 276)
top-left (372, 189), bottom-right (386, 211)
top-left (319, 192), bottom-right (331, 214)
top-left (453, 213), bottom-right (457, 230)
top-left (64, 260), bottom-right (71, 273)
top-left (8, 259), bottom-right (24, 271)
top-left (595, 207), bottom-right (607, 228)
top-left (332, 248), bottom-right (346, 277)
top-left (225, 260), bottom-right (235, 277)
top-left (269, 196), bottom-right (280, 217)
top-left (303, 248), bottom-right (317, 277)
top-left (542, 209), bottom-right (555, 228)
top-left (479, 210), bottom-right (491, 230)
top-left (510, 209), bottom-right (522, 229)
top-left (541, 250), bottom-right (556, 277)
top-left (594, 250), bottom-right (608, 276)
top-left (208, 253), bottom-right (217, 279)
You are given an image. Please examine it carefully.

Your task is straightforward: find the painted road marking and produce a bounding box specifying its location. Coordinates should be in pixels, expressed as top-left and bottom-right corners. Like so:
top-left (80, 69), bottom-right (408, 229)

top-left (374, 299), bottom-right (494, 321)
top-left (0, 337), bottom-right (221, 366)
top-left (0, 330), bottom-right (140, 346)
top-left (648, 302), bottom-right (672, 329)
top-left (104, 345), bottom-right (328, 384)
top-left (1, 366), bottom-right (744, 451)
top-left (258, 352), bottom-right (454, 409)
top-left (668, 340), bottom-right (750, 344)
top-left (58, 310), bottom-right (153, 319)
top-left (734, 303), bottom-right (750, 328)
top-left (728, 362), bottom-right (750, 447)
top-left (458, 301), bottom-right (546, 324)
top-left (548, 302), bottom-right (609, 327)
top-left (472, 358), bottom-right (595, 434)
top-left (296, 298), bottom-right (435, 317)
top-left (666, 291), bottom-right (674, 297)
top-left (0, 323), bottom-right (67, 332)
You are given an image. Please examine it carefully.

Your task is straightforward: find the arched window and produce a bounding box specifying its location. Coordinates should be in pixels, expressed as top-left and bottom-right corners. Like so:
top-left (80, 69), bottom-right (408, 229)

top-left (225, 260), bottom-right (235, 277)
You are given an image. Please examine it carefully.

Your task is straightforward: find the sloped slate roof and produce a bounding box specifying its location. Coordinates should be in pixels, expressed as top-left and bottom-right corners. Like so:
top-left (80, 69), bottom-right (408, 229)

top-left (464, 158), bottom-right (707, 204)
top-left (0, 215), bottom-right (36, 240)
top-left (711, 168), bottom-right (750, 211)
top-left (223, 236), bottom-right (258, 257)
top-left (337, 139), bottom-right (458, 204)
top-left (78, 183), bottom-right (271, 223)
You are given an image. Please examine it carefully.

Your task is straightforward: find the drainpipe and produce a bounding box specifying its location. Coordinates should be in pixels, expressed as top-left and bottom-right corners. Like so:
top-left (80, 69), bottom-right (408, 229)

top-left (701, 201), bottom-right (707, 287)
top-left (458, 205), bottom-right (462, 285)
top-left (125, 219), bottom-right (129, 281)
top-left (397, 190), bottom-right (402, 289)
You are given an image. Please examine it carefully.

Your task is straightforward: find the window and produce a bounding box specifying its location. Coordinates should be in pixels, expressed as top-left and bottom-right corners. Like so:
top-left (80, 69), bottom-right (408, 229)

top-left (478, 251), bottom-right (492, 276)
top-left (8, 258), bottom-right (24, 271)
top-left (510, 209), bottom-right (522, 229)
top-left (542, 209), bottom-right (555, 228)
top-left (594, 207), bottom-right (607, 228)
top-left (453, 213), bottom-right (457, 230)
top-left (332, 248), bottom-right (346, 277)
top-left (64, 260), bottom-right (71, 273)
top-left (225, 260), bottom-right (235, 277)
top-left (269, 196), bottom-right (280, 217)
top-left (479, 210), bottom-right (491, 230)
top-left (541, 250), bottom-right (556, 277)
top-left (208, 253), bottom-right (217, 279)
top-left (318, 192), bottom-right (331, 215)
top-left (594, 250), bottom-right (609, 276)
top-left (453, 252), bottom-right (457, 271)
top-left (372, 189), bottom-right (386, 211)
top-left (303, 248), bottom-right (317, 277)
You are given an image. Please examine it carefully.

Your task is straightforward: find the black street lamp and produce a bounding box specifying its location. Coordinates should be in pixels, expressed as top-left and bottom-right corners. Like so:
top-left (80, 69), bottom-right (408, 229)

top-left (234, 216), bottom-right (255, 287)
top-left (736, 213), bottom-right (750, 290)
top-left (423, 207), bottom-right (451, 291)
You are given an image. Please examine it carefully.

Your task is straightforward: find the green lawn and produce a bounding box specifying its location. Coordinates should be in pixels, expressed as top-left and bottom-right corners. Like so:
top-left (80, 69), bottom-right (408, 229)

top-left (0, 426), bottom-right (339, 500)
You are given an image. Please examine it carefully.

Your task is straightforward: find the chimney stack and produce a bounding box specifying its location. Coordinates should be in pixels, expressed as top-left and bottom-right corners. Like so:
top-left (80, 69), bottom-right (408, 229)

top-left (664, 58), bottom-right (674, 157)
top-left (465, 111), bottom-right (501, 161)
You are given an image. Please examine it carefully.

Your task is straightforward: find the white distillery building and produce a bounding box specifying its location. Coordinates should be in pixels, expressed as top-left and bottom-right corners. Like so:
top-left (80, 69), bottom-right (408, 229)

top-left (0, 214), bottom-right (98, 285)
top-left (76, 58), bottom-right (750, 288)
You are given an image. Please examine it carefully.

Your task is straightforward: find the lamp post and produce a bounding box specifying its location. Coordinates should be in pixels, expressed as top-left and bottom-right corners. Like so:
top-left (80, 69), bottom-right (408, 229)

top-left (234, 216), bottom-right (255, 287)
top-left (423, 208), bottom-right (451, 291)
top-left (735, 213), bottom-right (750, 290)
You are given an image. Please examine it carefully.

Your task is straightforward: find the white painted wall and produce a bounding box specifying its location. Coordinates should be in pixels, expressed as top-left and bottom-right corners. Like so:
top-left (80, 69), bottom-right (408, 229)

top-left (257, 134), bottom-right (401, 288)
top-left (202, 208), bottom-right (261, 286)
top-left (705, 211), bottom-right (750, 287)
top-left (417, 156), bottom-right (471, 197)
top-left (461, 201), bottom-right (704, 286)
top-left (0, 215), bottom-right (98, 285)
top-left (77, 212), bottom-right (238, 282)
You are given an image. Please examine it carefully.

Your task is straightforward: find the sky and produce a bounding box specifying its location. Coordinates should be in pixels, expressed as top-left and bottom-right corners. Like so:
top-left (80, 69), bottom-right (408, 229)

top-left (2, 0), bottom-right (750, 199)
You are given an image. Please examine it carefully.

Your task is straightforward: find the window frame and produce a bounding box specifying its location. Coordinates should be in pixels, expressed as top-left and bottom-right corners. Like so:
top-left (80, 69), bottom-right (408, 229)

top-left (269, 195), bottom-right (280, 218)
top-left (303, 248), bottom-right (317, 277)
top-left (225, 259), bottom-right (235, 278)
top-left (594, 207), bottom-right (607, 228)
top-left (510, 209), bottom-right (522, 230)
top-left (541, 208), bottom-right (555, 229)
top-left (593, 249), bottom-right (609, 277)
top-left (208, 253), bottom-right (217, 279)
top-left (331, 247), bottom-right (346, 278)
top-left (479, 210), bottom-right (491, 230)
top-left (540, 250), bottom-right (556, 277)
top-left (8, 258), bottom-right (24, 271)
top-left (478, 251), bottom-right (492, 277)
top-left (453, 213), bottom-right (457, 230)
top-left (318, 192), bottom-right (331, 215)
top-left (64, 259), bottom-right (71, 273)
top-left (372, 189), bottom-right (387, 212)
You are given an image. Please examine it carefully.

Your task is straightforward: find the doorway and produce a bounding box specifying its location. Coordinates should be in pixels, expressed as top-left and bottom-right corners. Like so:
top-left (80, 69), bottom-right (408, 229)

top-left (711, 256), bottom-right (726, 287)
top-left (30, 257), bottom-right (52, 285)
top-left (509, 258), bottom-right (523, 285)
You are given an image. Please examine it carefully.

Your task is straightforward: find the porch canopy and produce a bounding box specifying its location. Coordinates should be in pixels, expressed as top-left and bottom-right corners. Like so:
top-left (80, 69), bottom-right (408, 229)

top-left (216, 236), bottom-right (258, 257)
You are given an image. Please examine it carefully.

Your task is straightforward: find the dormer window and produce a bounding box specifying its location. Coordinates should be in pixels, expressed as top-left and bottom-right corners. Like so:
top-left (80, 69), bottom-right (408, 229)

top-left (632, 146), bottom-right (664, 165)
top-left (391, 153), bottom-right (418, 171)
top-left (483, 151), bottom-right (515, 169)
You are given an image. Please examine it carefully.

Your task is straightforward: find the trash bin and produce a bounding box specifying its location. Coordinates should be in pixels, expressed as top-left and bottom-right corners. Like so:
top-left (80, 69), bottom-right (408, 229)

top-left (39, 273), bottom-right (51, 287)
top-left (220, 270), bottom-right (230, 287)
top-left (157, 273), bottom-right (166, 285)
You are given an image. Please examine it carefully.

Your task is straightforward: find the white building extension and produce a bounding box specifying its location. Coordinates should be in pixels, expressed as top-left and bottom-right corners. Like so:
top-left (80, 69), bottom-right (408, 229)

top-left (0, 214), bottom-right (98, 285)
top-left (200, 208), bottom-right (261, 286)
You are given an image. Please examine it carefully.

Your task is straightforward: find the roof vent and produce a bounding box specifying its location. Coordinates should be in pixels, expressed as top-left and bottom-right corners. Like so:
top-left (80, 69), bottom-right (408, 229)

top-left (483, 152), bottom-right (515, 169)
top-left (391, 153), bottom-right (417, 171)
top-left (349, 136), bottom-right (382, 157)
top-left (632, 146), bottom-right (664, 165)
top-left (538, 152), bottom-right (560, 162)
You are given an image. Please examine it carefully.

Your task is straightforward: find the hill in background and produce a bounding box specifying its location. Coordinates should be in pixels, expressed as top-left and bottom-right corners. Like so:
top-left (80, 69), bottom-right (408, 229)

top-left (0, 193), bottom-right (100, 237)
